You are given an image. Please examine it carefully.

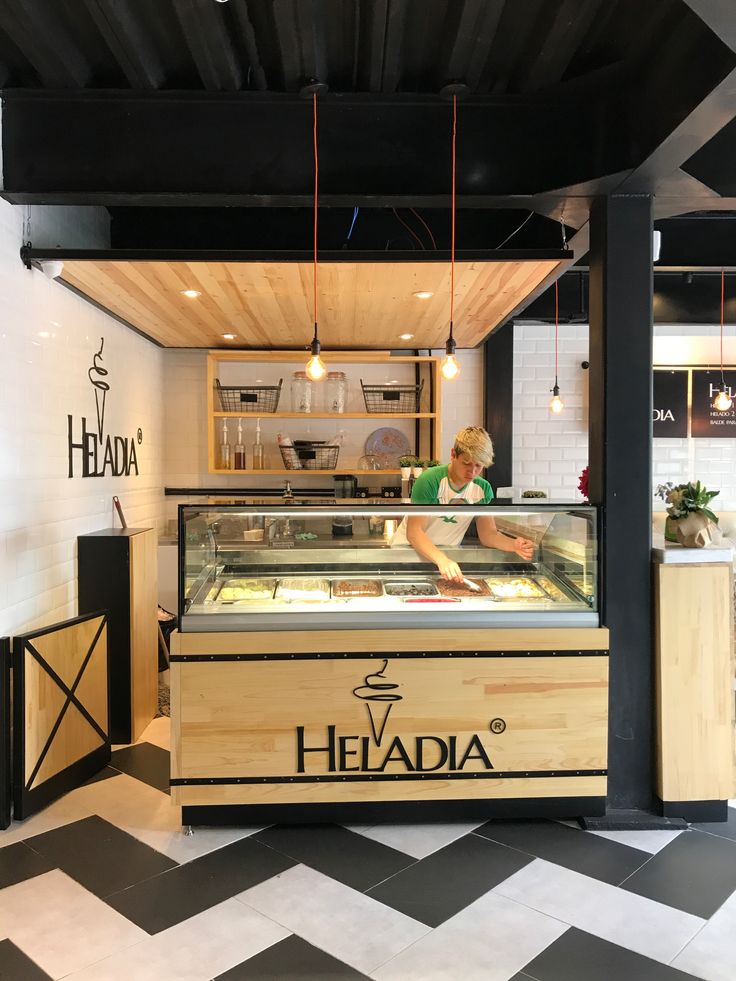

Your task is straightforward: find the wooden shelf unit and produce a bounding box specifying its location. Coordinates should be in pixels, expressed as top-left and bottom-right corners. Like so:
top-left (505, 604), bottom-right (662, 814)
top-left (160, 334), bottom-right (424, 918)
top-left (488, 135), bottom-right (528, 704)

top-left (207, 350), bottom-right (441, 476)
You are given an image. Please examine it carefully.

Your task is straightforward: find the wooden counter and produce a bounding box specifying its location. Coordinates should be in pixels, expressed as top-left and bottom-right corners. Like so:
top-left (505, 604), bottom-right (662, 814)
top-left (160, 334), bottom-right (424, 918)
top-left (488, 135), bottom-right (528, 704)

top-left (171, 626), bottom-right (609, 824)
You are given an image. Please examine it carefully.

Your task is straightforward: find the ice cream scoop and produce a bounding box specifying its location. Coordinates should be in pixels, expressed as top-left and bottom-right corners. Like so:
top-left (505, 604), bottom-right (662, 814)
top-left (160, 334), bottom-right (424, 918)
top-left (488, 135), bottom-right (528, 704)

top-left (462, 577), bottom-right (482, 592)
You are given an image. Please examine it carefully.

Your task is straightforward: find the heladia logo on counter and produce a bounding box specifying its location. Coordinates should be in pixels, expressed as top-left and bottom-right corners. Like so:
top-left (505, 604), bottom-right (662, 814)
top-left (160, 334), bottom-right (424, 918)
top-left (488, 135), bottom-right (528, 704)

top-left (67, 338), bottom-right (140, 478)
top-left (295, 659), bottom-right (497, 774)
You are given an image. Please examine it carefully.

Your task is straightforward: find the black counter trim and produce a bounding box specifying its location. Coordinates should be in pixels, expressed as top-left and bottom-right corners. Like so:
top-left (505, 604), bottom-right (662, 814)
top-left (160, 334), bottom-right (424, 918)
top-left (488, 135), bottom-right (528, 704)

top-left (172, 768), bottom-right (607, 786)
top-left (171, 649), bottom-right (608, 662)
top-left (182, 796), bottom-right (607, 825)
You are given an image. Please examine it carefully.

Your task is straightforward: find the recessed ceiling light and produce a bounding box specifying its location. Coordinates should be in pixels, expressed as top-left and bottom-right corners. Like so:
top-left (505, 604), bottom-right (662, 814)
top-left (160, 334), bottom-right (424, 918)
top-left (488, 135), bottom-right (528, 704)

top-left (413, 291), bottom-right (434, 299)
top-left (222, 333), bottom-right (237, 340)
top-left (399, 333), bottom-right (414, 340)
top-left (38, 331), bottom-right (51, 338)
top-left (180, 289), bottom-right (201, 298)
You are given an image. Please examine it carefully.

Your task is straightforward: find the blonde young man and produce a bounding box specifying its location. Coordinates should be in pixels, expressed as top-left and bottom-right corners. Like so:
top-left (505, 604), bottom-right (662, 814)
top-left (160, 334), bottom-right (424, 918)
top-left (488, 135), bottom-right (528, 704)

top-left (391, 427), bottom-right (534, 581)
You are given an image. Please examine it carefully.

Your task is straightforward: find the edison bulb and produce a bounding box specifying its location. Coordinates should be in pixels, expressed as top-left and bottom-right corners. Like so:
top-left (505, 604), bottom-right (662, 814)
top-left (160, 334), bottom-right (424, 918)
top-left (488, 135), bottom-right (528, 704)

top-left (305, 353), bottom-right (327, 381)
top-left (550, 390), bottom-right (564, 413)
top-left (712, 388), bottom-right (733, 412)
top-left (440, 353), bottom-right (460, 380)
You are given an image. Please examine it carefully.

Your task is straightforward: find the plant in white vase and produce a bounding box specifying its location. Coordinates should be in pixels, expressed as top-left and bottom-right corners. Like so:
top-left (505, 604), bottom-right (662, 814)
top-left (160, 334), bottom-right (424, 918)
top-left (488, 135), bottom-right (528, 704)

top-left (399, 455), bottom-right (416, 480)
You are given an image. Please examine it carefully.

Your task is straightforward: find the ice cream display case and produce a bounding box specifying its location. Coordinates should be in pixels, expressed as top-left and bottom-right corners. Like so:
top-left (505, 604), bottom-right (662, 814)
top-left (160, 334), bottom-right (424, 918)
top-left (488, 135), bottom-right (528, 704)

top-left (178, 503), bottom-right (599, 631)
top-left (172, 502), bottom-right (607, 825)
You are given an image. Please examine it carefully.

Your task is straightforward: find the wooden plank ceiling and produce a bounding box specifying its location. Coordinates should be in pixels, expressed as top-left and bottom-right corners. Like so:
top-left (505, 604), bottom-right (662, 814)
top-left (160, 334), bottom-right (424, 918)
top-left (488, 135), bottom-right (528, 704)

top-left (60, 259), bottom-right (564, 349)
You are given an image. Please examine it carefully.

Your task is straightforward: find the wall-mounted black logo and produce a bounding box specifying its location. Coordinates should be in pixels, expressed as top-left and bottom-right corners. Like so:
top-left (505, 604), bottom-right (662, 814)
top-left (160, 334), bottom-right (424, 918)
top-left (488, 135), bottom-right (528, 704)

top-left (653, 370), bottom-right (688, 438)
top-left (295, 660), bottom-right (502, 775)
top-left (67, 337), bottom-right (141, 478)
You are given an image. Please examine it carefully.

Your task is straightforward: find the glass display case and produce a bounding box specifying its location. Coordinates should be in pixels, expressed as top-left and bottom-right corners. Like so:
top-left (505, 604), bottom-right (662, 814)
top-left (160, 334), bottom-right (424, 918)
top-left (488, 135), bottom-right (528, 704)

top-left (178, 504), bottom-right (599, 631)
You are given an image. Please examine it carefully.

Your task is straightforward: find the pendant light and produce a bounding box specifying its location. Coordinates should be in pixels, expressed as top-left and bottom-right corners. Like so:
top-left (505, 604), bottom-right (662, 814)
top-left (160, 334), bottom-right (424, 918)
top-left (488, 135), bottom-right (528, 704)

top-left (305, 89), bottom-right (326, 382)
top-left (440, 93), bottom-right (460, 381)
top-left (549, 280), bottom-right (564, 413)
top-left (712, 269), bottom-right (733, 411)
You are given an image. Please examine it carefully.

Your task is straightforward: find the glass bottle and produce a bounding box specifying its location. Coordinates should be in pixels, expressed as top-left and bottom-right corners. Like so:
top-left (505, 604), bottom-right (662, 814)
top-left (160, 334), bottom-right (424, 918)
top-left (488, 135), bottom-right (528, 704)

top-left (326, 371), bottom-right (347, 413)
top-left (291, 371), bottom-right (314, 413)
top-left (219, 418), bottom-right (232, 470)
top-left (252, 417), bottom-right (264, 470)
top-left (234, 419), bottom-right (246, 470)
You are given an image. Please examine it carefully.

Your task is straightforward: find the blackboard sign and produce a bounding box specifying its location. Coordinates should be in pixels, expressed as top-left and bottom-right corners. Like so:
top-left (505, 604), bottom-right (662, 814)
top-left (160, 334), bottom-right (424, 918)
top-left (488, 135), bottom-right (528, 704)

top-left (691, 370), bottom-right (736, 438)
top-left (653, 370), bottom-right (688, 437)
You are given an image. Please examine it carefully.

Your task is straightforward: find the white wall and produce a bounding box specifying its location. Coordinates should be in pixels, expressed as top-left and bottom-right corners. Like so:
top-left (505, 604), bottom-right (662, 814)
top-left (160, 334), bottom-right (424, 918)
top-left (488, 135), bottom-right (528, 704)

top-left (0, 199), bottom-right (165, 636)
top-left (512, 321), bottom-right (736, 509)
top-left (512, 322), bottom-right (589, 500)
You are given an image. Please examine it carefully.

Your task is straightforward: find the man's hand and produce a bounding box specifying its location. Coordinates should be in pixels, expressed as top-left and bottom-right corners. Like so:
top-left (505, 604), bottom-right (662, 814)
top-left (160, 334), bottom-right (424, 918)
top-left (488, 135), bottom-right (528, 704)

top-left (437, 556), bottom-right (464, 581)
top-left (512, 537), bottom-right (534, 561)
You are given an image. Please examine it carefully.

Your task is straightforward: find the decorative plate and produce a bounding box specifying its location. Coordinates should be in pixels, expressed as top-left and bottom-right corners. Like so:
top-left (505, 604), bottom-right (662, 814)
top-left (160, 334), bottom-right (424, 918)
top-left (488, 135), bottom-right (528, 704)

top-left (364, 428), bottom-right (411, 468)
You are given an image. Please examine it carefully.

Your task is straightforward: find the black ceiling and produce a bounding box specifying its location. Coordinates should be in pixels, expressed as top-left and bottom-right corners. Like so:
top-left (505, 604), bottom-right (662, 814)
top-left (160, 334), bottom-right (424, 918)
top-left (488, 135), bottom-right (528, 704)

top-left (0, 0), bottom-right (682, 96)
top-left (3, 0), bottom-right (736, 271)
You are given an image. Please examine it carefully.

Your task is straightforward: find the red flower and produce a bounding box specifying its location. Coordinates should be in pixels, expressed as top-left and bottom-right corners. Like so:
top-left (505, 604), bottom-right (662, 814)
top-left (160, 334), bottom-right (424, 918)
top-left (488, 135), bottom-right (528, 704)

top-left (578, 466), bottom-right (589, 500)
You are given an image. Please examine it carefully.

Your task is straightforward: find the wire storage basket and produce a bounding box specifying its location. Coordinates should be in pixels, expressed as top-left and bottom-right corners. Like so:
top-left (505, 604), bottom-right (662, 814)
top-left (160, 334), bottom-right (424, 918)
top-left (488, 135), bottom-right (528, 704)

top-left (360, 378), bottom-right (424, 413)
top-left (279, 441), bottom-right (340, 471)
top-left (215, 378), bottom-right (282, 413)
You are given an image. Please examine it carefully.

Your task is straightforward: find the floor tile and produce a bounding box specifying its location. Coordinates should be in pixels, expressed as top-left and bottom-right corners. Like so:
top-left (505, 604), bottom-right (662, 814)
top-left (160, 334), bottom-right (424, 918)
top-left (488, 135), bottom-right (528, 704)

top-left (350, 820), bottom-right (487, 860)
top-left (238, 864), bottom-right (430, 975)
top-left (137, 715), bottom-right (171, 751)
top-left (587, 828), bottom-right (684, 854)
top-left (0, 841), bottom-right (54, 889)
top-left (66, 898), bottom-right (289, 981)
top-left (0, 870), bottom-right (147, 978)
top-left (105, 835), bottom-right (296, 934)
top-left (215, 934), bottom-right (370, 980)
top-left (253, 824), bottom-right (416, 891)
top-left (621, 829), bottom-right (736, 918)
top-left (110, 742), bottom-right (170, 795)
top-left (0, 939), bottom-right (53, 980)
top-left (366, 831), bottom-right (534, 927)
top-left (476, 818), bottom-right (651, 885)
top-left (521, 926), bottom-right (702, 981)
top-left (72, 771), bottom-right (265, 864)
top-left (493, 858), bottom-right (704, 964)
top-left (372, 889), bottom-right (567, 981)
top-left (672, 887), bottom-right (736, 981)
top-left (25, 814), bottom-right (177, 898)
top-left (81, 765), bottom-right (123, 787)
top-left (691, 806), bottom-right (736, 844)
top-left (0, 784), bottom-right (97, 847)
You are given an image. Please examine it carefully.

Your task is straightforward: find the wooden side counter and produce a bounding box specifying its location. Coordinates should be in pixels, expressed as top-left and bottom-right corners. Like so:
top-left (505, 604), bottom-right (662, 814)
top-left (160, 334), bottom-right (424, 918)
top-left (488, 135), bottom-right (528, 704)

top-left (654, 554), bottom-right (735, 821)
top-left (171, 627), bottom-right (609, 825)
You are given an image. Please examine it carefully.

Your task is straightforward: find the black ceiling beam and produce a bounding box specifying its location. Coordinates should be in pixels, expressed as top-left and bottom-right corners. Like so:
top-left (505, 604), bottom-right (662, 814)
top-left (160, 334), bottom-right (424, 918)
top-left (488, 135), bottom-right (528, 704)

top-left (295, 0), bottom-right (328, 88)
top-left (231, 0), bottom-right (267, 91)
top-left (0, 90), bottom-right (613, 205)
top-left (83, 0), bottom-right (165, 90)
top-left (683, 0), bottom-right (736, 52)
top-left (173, 0), bottom-right (243, 92)
top-left (439, 0), bottom-right (501, 91)
top-left (518, 0), bottom-right (603, 94)
top-left (0, 0), bottom-right (91, 87)
top-left (381, 0), bottom-right (409, 94)
top-left (366, 0), bottom-right (388, 93)
top-left (272, 0), bottom-right (302, 91)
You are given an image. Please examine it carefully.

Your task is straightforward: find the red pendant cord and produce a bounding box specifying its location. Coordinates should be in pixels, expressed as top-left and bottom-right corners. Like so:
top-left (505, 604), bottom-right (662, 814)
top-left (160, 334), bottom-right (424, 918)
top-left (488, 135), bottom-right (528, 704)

top-left (313, 92), bottom-right (319, 336)
top-left (449, 94), bottom-right (456, 338)
top-left (555, 279), bottom-right (559, 383)
top-left (720, 268), bottom-right (725, 383)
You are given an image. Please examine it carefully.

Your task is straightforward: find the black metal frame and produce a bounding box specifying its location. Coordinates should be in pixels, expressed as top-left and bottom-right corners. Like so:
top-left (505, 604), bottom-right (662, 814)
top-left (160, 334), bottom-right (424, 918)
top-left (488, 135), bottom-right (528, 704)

top-left (0, 638), bottom-right (10, 830)
top-left (12, 612), bottom-right (111, 822)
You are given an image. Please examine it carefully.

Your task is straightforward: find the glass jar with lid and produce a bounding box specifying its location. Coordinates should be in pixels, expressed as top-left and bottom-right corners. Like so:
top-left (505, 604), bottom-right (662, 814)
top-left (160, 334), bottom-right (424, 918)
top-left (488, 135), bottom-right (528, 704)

top-left (326, 371), bottom-right (347, 413)
top-left (291, 371), bottom-right (314, 413)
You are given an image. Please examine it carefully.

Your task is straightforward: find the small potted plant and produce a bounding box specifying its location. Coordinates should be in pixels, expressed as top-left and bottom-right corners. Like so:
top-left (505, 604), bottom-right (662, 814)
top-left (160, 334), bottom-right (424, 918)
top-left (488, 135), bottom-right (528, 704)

top-left (655, 480), bottom-right (720, 547)
top-left (399, 455), bottom-right (416, 480)
top-left (428, 459), bottom-right (440, 469)
top-left (412, 458), bottom-right (424, 478)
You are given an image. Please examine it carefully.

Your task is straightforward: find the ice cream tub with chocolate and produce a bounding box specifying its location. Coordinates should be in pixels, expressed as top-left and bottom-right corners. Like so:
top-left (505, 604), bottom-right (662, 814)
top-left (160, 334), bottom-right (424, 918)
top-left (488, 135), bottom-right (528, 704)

top-left (436, 577), bottom-right (491, 597)
top-left (331, 579), bottom-right (383, 598)
top-left (384, 581), bottom-right (439, 598)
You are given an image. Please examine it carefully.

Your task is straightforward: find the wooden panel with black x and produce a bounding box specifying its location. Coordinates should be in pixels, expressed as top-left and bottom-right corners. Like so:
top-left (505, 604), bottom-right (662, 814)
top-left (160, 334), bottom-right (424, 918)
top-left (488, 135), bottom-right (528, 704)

top-left (13, 612), bottom-right (111, 820)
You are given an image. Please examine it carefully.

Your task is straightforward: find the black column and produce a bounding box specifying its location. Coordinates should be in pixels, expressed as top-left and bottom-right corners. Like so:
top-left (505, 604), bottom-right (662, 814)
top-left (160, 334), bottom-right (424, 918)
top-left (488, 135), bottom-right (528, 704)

top-left (484, 320), bottom-right (514, 490)
top-left (589, 195), bottom-right (653, 811)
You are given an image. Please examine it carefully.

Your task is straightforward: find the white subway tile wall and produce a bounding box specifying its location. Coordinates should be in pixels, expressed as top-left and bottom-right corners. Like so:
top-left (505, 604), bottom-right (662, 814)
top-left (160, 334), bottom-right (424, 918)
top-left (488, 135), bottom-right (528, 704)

top-left (0, 199), bottom-right (165, 636)
top-left (514, 323), bottom-right (736, 509)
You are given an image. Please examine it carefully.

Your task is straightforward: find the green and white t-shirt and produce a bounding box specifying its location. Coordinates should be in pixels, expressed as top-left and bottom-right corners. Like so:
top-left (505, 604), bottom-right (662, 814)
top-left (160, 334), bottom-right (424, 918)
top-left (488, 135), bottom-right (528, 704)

top-left (391, 465), bottom-right (494, 549)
